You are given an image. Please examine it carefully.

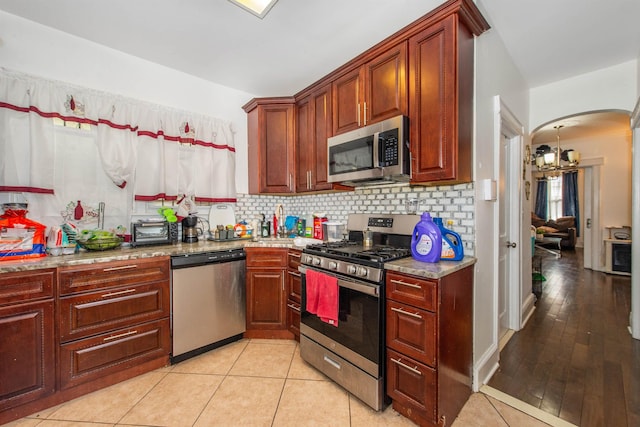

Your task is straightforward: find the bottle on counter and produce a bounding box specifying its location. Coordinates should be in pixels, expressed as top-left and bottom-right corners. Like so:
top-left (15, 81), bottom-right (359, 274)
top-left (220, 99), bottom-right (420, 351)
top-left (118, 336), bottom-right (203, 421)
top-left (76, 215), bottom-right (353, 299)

top-left (434, 217), bottom-right (464, 261)
top-left (410, 212), bottom-right (442, 263)
top-left (74, 200), bottom-right (84, 221)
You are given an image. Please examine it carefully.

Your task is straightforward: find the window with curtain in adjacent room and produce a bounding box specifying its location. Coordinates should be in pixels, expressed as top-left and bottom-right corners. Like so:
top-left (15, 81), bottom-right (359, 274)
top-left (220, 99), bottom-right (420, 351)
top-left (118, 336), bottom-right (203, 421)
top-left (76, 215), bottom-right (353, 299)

top-left (548, 175), bottom-right (563, 220)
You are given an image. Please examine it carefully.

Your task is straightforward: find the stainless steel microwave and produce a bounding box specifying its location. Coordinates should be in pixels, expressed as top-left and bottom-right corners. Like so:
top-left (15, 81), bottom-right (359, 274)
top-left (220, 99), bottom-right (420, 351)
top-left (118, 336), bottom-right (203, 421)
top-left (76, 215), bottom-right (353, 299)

top-left (327, 115), bottom-right (410, 185)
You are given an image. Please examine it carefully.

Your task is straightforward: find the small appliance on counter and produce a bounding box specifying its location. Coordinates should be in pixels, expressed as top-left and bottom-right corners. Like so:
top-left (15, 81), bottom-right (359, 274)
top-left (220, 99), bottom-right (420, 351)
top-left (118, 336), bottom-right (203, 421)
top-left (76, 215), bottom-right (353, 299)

top-left (131, 219), bottom-right (178, 247)
top-left (181, 215), bottom-right (200, 243)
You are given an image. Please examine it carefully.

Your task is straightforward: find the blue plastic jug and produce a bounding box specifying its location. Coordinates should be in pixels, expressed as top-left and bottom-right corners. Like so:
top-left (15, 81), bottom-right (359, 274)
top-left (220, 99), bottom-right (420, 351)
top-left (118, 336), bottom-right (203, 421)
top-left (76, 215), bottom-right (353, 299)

top-left (411, 212), bottom-right (442, 263)
top-left (434, 217), bottom-right (464, 261)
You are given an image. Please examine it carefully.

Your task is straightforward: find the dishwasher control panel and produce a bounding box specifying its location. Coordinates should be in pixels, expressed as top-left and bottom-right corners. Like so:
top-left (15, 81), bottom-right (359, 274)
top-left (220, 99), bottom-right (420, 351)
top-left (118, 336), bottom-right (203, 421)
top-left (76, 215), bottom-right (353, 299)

top-left (170, 248), bottom-right (246, 269)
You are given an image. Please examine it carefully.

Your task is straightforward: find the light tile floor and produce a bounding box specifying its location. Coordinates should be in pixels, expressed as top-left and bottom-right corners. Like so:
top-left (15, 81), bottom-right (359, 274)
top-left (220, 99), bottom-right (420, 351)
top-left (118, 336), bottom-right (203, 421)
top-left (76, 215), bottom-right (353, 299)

top-left (5, 339), bottom-right (564, 427)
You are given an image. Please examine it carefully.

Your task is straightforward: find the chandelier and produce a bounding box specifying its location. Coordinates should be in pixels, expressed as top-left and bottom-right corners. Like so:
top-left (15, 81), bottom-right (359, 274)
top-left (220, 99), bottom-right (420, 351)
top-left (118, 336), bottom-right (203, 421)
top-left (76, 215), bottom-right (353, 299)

top-left (534, 125), bottom-right (580, 177)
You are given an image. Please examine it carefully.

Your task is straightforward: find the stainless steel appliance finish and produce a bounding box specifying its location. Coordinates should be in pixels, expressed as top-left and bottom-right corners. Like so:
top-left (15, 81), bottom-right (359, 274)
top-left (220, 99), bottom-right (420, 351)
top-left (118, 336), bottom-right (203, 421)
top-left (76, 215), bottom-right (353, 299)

top-left (327, 115), bottom-right (410, 185)
top-left (171, 248), bottom-right (246, 363)
top-left (131, 219), bottom-right (178, 247)
top-left (299, 213), bottom-right (415, 411)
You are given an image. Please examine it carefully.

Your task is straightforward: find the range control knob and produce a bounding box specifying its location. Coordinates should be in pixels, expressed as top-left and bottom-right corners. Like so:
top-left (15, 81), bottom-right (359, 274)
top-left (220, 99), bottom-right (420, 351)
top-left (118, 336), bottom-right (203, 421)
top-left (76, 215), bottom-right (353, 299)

top-left (356, 266), bottom-right (368, 277)
top-left (346, 265), bottom-right (357, 275)
top-left (304, 255), bottom-right (314, 264)
top-left (312, 257), bottom-right (321, 266)
top-left (328, 261), bottom-right (338, 270)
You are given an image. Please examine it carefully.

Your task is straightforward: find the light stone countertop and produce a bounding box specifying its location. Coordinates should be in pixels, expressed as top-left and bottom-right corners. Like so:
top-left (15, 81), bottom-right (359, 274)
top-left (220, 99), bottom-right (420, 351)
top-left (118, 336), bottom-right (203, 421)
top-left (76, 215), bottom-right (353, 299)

top-left (0, 237), bottom-right (303, 273)
top-left (384, 255), bottom-right (477, 279)
top-left (1, 238), bottom-right (474, 279)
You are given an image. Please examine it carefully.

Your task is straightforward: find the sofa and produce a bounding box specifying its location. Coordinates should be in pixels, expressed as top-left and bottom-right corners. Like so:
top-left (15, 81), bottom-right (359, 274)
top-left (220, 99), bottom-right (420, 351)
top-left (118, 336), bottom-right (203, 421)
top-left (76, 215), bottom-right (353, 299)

top-left (531, 212), bottom-right (577, 249)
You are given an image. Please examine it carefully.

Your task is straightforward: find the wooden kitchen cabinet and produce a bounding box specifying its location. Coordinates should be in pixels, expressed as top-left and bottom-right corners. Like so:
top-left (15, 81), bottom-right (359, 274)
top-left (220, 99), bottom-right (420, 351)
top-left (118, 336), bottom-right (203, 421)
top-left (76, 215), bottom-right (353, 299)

top-left (57, 257), bottom-right (171, 390)
top-left (332, 42), bottom-right (407, 135)
top-left (296, 84), bottom-right (335, 192)
top-left (245, 248), bottom-right (293, 339)
top-left (409, 8), bottom-right (486, 184)
top-left (0, 269), bottom-right (55, 413)
top-left (286, 248), bottom-right (302, 340)
top-left (243, 97), bottom-right (296, 194)
top-left (385, 266), bottom-right (473, 427)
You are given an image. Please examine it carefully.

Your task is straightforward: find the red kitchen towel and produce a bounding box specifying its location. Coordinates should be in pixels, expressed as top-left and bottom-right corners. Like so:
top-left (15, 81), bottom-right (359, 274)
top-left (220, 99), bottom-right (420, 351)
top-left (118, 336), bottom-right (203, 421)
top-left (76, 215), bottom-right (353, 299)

top-left (315, 272), bottom-right (339, 327)
top-left (305, 269), bottom-right (320, 314)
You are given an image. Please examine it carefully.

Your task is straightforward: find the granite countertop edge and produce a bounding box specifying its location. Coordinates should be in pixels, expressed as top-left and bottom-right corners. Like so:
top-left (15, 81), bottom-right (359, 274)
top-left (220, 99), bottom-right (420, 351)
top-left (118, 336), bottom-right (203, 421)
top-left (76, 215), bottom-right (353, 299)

top-left (0, 238), bottom-right (304, 273)
top-left (384, 256), bottom-right (477, 279)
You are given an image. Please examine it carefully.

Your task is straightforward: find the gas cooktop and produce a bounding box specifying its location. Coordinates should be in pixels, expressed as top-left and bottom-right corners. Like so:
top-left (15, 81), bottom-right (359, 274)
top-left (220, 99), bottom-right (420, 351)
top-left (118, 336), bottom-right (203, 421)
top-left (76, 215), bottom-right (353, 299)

top-left (304, 241), bottom-right (410, 264)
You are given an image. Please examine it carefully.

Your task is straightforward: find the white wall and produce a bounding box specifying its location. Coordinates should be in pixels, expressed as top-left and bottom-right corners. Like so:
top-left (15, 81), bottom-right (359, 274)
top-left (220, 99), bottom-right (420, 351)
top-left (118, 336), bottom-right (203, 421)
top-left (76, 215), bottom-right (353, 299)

top-left (473, 0), bottom-right (530, 389)
top-left (530, 60), bottom-right (638, 130)
top-left (0, 11), bottom-right (255, 194)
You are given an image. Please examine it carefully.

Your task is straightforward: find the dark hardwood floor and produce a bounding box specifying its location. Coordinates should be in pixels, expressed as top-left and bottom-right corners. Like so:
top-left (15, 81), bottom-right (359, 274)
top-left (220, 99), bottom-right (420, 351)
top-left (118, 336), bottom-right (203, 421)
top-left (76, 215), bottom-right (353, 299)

top-left (488, 248), bottom-right (640, 427)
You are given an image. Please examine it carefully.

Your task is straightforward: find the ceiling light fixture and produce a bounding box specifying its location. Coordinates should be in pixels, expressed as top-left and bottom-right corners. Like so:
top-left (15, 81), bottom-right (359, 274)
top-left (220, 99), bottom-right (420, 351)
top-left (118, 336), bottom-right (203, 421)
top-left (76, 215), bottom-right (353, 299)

top-left (533, 125), bottom-right (580, 178)
top-left (228, 0), bottom-right (279, 19)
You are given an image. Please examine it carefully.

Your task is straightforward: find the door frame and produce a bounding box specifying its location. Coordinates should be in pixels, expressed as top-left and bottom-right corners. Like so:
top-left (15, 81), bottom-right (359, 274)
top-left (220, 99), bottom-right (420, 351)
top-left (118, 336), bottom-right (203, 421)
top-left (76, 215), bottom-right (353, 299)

top-left (630, 98), bottom-right (639, 339)
top-left (494, 96), bottom-right (526, 333)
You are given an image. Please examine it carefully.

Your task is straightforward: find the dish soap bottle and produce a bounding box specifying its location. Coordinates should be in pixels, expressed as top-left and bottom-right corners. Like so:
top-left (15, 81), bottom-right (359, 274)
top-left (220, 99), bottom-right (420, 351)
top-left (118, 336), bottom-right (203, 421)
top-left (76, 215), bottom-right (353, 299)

top-left (434, 217), bottom-right (464, 261)
top-left (411, 212), bottom-right (441, 263)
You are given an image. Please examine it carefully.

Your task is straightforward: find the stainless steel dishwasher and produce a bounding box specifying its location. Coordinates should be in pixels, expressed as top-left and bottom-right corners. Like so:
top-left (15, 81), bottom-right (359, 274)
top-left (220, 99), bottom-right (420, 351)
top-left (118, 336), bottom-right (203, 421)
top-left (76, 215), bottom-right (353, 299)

top-left (170, 248), bottom-right (246, 363)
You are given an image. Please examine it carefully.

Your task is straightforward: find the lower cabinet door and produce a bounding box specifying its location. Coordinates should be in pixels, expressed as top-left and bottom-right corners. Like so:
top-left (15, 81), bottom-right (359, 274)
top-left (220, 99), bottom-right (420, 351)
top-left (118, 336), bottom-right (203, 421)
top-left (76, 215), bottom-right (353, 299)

top-left (0, 300), bottom-right (55, 411)
top-left (386, 348), bottom-right (437, 425)
top-left (59, 318), bottom-right (170, 390)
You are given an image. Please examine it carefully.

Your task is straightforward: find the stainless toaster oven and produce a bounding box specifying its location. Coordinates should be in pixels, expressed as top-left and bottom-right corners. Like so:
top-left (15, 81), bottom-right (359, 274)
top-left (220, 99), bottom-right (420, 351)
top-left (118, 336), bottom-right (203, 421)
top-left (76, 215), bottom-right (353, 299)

top-left (131, 220), bottom-right (178, 247)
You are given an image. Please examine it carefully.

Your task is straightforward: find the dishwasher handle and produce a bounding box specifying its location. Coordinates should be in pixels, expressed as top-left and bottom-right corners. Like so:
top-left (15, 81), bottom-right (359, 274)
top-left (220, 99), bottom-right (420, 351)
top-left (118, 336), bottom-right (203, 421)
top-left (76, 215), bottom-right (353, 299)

top-left (171, 249), bottom-right (246, 269)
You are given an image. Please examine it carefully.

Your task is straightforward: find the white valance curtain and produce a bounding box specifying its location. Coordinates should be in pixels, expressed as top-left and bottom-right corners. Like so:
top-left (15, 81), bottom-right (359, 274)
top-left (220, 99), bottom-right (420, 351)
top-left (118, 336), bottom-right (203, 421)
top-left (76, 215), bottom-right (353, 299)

top-left (0, 69), bottom-right (237, 202)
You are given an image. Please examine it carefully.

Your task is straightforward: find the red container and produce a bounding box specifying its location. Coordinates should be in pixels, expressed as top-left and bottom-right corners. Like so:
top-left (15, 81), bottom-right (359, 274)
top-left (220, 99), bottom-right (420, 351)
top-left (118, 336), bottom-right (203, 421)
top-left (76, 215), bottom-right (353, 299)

top-left (313, 216), bottom-right (327, 240)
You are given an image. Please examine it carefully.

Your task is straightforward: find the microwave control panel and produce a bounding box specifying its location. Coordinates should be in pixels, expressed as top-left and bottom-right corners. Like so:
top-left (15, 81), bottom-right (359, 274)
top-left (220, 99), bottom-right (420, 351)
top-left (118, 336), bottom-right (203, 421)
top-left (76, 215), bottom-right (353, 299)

top-left (379, 129), bottom-right (399, 167)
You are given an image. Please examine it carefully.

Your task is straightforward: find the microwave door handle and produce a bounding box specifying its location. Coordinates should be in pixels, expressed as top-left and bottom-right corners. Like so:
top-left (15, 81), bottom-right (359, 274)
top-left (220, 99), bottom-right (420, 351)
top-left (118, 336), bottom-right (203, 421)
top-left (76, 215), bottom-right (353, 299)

top-left (373, 131), bottom-right (381, 168)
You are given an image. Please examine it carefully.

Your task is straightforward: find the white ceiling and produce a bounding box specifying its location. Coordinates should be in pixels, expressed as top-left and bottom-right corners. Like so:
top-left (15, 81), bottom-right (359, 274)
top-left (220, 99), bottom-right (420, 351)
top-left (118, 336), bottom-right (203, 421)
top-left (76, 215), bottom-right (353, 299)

top-left (1, 0), bottom-right (639, 137)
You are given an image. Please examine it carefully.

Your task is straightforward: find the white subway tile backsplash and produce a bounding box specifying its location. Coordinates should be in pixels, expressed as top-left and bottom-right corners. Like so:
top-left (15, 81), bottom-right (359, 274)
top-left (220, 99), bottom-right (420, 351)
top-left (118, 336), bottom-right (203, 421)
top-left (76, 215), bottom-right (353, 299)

top-left (234, 182), bottom-right (475, 255)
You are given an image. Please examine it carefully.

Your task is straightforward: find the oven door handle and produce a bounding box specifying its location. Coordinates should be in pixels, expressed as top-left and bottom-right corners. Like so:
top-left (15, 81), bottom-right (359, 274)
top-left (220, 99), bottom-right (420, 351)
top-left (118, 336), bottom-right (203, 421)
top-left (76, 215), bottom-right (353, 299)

top-left (299, 265), bottom-right (379, 297)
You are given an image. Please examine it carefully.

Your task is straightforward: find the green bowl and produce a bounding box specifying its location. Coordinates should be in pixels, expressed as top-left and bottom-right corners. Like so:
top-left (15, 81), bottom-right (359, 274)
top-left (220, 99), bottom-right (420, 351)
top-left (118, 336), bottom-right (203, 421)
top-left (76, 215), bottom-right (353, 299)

top-left (77, 236), bottom-right (123, 251)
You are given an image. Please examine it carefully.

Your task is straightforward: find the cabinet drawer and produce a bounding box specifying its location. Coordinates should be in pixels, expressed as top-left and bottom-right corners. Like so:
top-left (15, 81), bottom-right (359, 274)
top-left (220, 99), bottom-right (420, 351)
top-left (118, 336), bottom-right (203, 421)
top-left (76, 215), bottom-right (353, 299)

top-left (386, 272), bottom-right (437, 311)
top-left (386, 348), bottom-right (436, 425)
top-left (286, 268), bottom-right (301, 303)
top-left (386, 300), bottom-right (436, 367)
top-left (59, 318), bottom-right (170, 390)
top-left (246, 248), bottom-right (287, 268)
top-left (286, 299), bottom-right (300, 341)
top-left (0, 269), bottom-right (54, 305)
top-left (288, 249), bottom-right (302, 269)
top-left (58, 257), bottom-right (170, 295)
top-left (59, 281), bottom-right (170, 342)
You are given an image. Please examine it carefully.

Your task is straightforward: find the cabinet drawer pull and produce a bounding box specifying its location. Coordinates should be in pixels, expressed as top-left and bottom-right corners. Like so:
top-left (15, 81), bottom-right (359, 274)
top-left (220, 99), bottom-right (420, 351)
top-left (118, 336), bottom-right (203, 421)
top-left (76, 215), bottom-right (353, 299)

top-left (289, 252), bottom-right (302, 259)
top-left (287, 303), bottom-right (301, 312)
top-left (103, 330), bottom-right (138, 342)
top-left (390, 279), bottom-right (422, 289)
top-left (391, 357), bottom-right (422, 375)
top-left (103, 264), bottom-right (137, 272)
top-left (391, 306), bottom-right (422, 319)
top-left (101, 288), bottom-right (137, 298)
top-left (288, 270), bottom-right (301, 277)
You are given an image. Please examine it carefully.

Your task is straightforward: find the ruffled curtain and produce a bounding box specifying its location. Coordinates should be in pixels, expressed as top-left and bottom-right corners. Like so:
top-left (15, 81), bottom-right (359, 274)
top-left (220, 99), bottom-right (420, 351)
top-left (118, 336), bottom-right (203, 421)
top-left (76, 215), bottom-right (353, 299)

top-left (0, 68), bottom-right (236, 202)
top-left (0, 73), bottom-right (56, 193)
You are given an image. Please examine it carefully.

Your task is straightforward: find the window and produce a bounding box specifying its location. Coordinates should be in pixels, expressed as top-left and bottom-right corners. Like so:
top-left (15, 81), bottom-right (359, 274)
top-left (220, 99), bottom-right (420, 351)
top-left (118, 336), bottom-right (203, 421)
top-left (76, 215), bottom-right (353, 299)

top-left (547, 175), bottom-right (563, 220)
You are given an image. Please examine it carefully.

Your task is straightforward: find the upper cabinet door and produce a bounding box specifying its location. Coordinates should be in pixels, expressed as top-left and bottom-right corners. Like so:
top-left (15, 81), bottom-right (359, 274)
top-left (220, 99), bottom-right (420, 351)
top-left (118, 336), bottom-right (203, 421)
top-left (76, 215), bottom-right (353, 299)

top-left (244, 98), bottom-right (296, 194)
top-left (364, 42), bottom-right (408, 126)
top-left (296, 84), bottom-right (334, 192)
top-left (332, 42), bottom-right (408, 136)
top-left (332, 67), bottom-right (363, 135)
top-left (409, 15), bottom-right (473, 184)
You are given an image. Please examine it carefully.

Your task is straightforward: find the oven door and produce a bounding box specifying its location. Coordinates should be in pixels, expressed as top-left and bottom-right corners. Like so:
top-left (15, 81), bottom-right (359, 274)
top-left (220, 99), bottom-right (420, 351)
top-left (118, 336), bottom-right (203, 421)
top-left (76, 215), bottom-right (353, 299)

top-left (299, 265), bottom-right (383, 373)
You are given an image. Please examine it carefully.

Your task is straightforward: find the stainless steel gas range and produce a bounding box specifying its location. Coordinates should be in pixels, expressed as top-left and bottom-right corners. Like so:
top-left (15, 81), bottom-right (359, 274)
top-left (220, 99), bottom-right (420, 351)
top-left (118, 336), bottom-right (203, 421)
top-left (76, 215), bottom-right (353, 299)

top-left (298, 213), bottom-right (417, 411)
